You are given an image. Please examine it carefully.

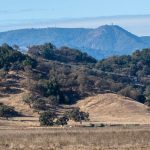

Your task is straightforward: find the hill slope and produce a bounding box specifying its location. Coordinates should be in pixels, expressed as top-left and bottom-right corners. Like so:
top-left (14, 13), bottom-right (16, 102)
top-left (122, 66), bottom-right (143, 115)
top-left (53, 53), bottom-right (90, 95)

top-left (0, 25), bottom-right (150, 59)
top-left (0, 44), bottom-right (150, 127)
top-left (76, 93), bottom-right (150, 124)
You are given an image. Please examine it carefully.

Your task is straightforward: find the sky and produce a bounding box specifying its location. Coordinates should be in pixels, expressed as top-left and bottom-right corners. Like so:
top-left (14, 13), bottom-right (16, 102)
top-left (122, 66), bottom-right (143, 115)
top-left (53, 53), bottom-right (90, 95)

top-left (0, 0), bottom-right (150, 35)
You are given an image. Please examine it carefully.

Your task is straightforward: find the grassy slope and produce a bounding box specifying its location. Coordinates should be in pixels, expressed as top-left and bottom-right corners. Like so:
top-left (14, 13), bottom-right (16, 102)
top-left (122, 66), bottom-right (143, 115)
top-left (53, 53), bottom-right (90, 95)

top-left (75, 93), bottom-right (150, 124)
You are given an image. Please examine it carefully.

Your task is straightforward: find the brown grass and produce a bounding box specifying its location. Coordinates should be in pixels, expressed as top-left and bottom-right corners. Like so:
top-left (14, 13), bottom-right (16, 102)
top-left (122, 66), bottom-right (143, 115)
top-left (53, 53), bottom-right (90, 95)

top-left (1, 93), bottom-right (150, 127)
top-left (0, 91), bottom-right (40, 127)
top-left (0, 127), bottom-right (150, 150)
top-left (75, 93), bottom-right (150, 124)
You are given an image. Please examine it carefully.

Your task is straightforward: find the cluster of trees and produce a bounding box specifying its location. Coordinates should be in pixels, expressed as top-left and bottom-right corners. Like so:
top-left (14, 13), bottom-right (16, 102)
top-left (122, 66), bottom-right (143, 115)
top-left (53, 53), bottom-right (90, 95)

top-left (39, 107), bottom-right (89, 126)
top-left (28, 43), bottom-right (97, 64)
top-left (22, 78), bottom-right (71, 111)
top-left (96, 49), bottom-right (150, 77)
top-left (0, 43), bottom-right (36, 70)
top-left (25, 44), bottom-right (150, 106)
top-left (65, 107), bottom-right (89, 123)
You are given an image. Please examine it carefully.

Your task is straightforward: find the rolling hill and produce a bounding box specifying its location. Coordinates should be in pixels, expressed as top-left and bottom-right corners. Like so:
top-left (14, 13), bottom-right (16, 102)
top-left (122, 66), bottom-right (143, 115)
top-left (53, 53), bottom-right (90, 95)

top-left (0, 25), bottom-right (150, 59)
top-left (76, 93), bottom-right (150, 124)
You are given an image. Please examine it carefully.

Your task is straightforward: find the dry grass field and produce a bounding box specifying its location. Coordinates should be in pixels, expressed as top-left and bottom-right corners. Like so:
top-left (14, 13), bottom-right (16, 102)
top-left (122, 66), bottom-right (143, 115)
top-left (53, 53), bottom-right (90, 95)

top-left (0, 126), bottom-right (150, 150)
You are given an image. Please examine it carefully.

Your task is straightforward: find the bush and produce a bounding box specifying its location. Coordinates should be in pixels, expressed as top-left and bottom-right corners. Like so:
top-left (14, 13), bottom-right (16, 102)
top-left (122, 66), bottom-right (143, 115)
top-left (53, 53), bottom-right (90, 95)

top-left (0, 103), bottom-right (20, 118)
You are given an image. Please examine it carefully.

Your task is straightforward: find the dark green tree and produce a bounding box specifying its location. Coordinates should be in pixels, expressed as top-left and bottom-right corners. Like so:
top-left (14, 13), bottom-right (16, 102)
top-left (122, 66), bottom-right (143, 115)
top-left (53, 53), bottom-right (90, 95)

top-left (65, 107), bottom-right (89, 124)
top-left (39, 111), bottom-right (57, 126)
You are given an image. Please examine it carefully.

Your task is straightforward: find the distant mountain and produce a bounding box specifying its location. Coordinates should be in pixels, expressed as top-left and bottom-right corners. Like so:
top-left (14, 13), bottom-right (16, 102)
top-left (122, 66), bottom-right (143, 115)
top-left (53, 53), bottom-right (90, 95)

top-left (0, 25), bottom-right (150, 59)
top-left (141, 36), bottom-right (150, 47)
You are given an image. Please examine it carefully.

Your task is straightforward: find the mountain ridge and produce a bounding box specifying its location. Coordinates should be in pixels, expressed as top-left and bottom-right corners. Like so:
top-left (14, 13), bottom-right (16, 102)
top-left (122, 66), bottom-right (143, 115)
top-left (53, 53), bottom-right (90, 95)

top-left (0, 25), bottom-right (150, 59)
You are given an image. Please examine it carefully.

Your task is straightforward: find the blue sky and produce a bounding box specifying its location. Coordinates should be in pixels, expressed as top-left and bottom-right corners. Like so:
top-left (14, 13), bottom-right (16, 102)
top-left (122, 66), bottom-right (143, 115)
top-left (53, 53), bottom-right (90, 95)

top-left (0, 0), bottom-right (150, 35)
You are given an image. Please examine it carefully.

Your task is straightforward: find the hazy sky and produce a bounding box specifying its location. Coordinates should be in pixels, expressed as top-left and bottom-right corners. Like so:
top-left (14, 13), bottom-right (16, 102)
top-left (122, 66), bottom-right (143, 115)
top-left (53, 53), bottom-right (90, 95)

top-left (0, 0), bottom-right (150, 35)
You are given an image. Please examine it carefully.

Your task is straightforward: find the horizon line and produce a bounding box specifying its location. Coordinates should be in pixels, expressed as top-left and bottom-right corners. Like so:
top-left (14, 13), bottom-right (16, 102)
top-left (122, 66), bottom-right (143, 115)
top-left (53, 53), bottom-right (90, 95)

top-left (0, 14), bottom-right (150, 36)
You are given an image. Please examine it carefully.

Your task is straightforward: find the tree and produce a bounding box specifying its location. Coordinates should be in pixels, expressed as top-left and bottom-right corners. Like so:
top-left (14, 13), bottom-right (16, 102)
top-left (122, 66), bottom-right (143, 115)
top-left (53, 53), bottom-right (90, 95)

top-left (65, 107), bottom-right (89, 124)
top-left (39, 111), bottom-right (57, 126)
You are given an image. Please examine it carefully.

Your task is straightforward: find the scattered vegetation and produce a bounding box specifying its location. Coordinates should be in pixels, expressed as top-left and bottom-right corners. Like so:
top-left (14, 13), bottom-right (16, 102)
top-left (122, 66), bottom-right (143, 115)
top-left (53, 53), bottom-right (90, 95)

top-left (96, 49), bottom-right (150, 104)
top-left (39, 107), bottom-right (89, 126)
top-left (1, 43), bottom-right (150, 116)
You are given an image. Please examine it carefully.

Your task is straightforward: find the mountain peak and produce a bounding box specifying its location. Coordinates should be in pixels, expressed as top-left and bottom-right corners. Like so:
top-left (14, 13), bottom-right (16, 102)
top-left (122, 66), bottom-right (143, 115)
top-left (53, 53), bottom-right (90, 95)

top-left (97, 24), bottom-right (128, 33)
top-left (97, 24), bottom-right (121, 29)
top-left (96, 24), bottom-right (141, 40)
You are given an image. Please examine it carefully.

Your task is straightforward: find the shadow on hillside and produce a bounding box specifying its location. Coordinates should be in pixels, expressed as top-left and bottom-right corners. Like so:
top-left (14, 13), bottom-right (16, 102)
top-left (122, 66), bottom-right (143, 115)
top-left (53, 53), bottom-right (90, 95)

top-left (0, 94), bottom-right (10, 98)
top-left (1, 88), bottom-right (23, 95)
top-left (0, 80), bottom-right (21, 88)
top-left (7, 73), bottom-right (24, 80)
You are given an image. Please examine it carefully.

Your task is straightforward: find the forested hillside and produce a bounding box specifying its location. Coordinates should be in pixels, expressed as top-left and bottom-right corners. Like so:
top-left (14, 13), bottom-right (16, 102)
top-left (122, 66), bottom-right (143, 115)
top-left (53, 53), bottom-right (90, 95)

top-left (96, 49), bottom-right (150, 104)
top-left (0, 43), bottom-right (150, 115)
